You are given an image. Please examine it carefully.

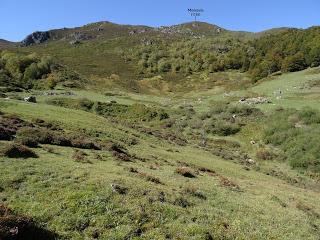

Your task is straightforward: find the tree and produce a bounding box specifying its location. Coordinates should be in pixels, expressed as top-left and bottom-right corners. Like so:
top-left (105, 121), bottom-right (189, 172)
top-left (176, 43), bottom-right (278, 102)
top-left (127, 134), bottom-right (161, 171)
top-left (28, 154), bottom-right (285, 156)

top-left (158, 59), bottom-right (171, 72)
top-left (281, 52), bottom-right (307, 72)
top-left (23, 63), bottom-right (41, 81)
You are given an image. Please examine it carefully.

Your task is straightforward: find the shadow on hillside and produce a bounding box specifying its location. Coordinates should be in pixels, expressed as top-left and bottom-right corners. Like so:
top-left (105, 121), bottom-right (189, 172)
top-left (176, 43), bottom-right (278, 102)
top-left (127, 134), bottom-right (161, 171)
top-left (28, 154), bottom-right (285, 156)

top-left (0, 204), bottom-right (59, 240)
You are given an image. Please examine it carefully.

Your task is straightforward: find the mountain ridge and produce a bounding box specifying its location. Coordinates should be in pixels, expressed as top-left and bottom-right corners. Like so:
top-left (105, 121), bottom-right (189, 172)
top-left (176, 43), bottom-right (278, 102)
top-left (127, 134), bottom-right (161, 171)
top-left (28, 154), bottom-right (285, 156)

top-left (1, 20), bottom-right (312, 46)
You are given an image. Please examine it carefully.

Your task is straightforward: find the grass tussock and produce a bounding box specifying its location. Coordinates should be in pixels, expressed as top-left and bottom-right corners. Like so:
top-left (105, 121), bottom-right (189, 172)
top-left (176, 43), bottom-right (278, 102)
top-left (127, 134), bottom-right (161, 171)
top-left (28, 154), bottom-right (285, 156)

top-left (256, 148), bottom-right (277, 161)
top-left (219, 176), bottom-right (240, 191)
top-left (184, 186), bottom-right (207, 200)
top-left (138, 172), bottom-right (163, 184)
top-left (72, 150), bottom-right (91, 164)
top-left (0, 204), bottom-right (57, 239)
top-left (1, 143), bottom-right (38, 159)
top-left (175, 167), bottom-right (197, 178)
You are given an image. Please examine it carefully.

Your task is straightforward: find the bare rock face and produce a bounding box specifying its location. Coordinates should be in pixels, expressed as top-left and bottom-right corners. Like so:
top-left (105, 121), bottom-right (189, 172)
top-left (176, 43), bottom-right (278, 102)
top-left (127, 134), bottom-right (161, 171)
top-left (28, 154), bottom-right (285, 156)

top-left (21, 31), bottom-right (51, 46)
top-left (69, 32), bottom-right (91, 41)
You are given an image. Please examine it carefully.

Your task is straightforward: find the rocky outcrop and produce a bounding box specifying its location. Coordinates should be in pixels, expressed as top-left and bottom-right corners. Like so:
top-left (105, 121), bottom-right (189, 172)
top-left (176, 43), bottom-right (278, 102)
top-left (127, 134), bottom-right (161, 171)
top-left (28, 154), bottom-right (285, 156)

top-left (238, 97), bottom-right (271, 105)
top-left (69, 32), bottom-right (91, 41)
top-left (21, 31), bottom-right (51, 46)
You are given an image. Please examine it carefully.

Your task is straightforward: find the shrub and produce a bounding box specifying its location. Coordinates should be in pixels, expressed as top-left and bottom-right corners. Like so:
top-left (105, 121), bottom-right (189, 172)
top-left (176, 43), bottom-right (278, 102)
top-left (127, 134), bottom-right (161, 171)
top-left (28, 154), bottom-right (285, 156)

top-left (139, 173), bottom-right (162, 184)
top-left (17, 127), bottom-right (100, 150)
top-left (263, 108), bottom-right (320, 173)
top-left (219, 176), bottom-right (240, 191)
top-left (70, 136), bottom-right (100, 150)
top-left (184, 186), bottom-right (207, 200)
top-left (0, 204), bottom-right (57, 239)
top-left (16, 137), bottom-right (39, 148)
top-left (72, 150), bottom-right (91, 163)
top-left (175, 167), bottom-right (196, 178)
top-left (281, 53), bottom-right (307, 72)
top-left (210, 121), bottom-right (240, 136)
top-left (2, 143), bottom-right (38, 158)
top-left (17, 127), bottom-right (54, 144)
top-left (110, 183), bottom-right (128, 194)
top-left (173, 197), bottom-right (192, 208)
top-left (256, 148), bottom-right (276, 161)
top-left (0, 127), bottom-right (15, 141)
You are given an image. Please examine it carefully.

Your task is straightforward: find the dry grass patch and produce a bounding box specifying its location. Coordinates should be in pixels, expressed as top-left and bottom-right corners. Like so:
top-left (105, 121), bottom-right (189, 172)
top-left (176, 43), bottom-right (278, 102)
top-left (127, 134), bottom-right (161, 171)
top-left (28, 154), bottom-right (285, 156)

top-left (175, 167), bottom-right (197, 178)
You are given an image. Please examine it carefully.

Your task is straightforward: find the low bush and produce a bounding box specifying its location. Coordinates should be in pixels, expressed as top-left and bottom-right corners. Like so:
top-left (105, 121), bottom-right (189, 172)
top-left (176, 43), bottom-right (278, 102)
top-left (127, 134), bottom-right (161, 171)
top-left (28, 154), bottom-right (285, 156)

top-left (210, 121), bottom-right (241, 136)
top-left (139, 173), bottom-right (162, 184)
top-left (0, 204), bottom-right (57, 239)
top-left (256, 148), bottom-right (277, 161)
top-left (2, 143), bottom-right (38, 158)
top-left (47, 98), bottom-right (169, 122)
top-left (16, 137), bottom-right (39, 148)
top-left (94, 102), bottom-right (169, 121)
top-left (263, 108), bottom-right (320, 173)
top-left (184, 186), bottom-right (207, 200)
top-left (173, 197), bottom-right (192, 208)
top-left (72, 150), bottom-right (91, 163)
top-left (219, 176), bottom-right (240, 191)
top-left (17, 127), bottom-right (100, 150)
top-left (175, 167), bottom-right (196, 178)
top-left (0, 127), bottom-right (15, 141)
top-left (46, 98), bottom-right (94, 111)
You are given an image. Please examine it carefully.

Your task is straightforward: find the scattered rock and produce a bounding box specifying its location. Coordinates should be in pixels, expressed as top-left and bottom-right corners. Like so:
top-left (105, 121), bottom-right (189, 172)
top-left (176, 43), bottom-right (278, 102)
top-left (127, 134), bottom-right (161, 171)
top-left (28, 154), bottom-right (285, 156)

top-left (246, 158), bottom-right (255, 164)
top-left (69, 40), bottom-right (81, 45)
top-left (24, 96), bottom-right (37, 103)
top-left (239, 97), bottom-right (271, 105)
top-left (43, 91), bottom-right (75, 96)
top-left (69, 32), bottom-right (91, 41)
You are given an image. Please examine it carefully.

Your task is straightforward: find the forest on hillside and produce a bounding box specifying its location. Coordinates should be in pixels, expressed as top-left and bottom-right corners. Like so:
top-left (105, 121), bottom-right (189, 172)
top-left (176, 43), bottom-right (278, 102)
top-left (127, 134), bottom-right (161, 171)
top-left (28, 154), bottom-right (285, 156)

top-left (127, 27), bottom-right (320, 81)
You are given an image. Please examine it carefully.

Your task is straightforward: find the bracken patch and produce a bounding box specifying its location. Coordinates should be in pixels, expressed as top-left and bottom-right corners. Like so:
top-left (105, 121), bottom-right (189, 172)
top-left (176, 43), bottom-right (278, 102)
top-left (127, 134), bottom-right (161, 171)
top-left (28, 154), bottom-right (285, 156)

top-left (219, 176), bottom-right (240, 191)
top-left (0, 204), bottom-right (58, 240)
top-left (2, 144), bottom-right (38, 159)
top-left (175, 167), bottom-right (196, 178)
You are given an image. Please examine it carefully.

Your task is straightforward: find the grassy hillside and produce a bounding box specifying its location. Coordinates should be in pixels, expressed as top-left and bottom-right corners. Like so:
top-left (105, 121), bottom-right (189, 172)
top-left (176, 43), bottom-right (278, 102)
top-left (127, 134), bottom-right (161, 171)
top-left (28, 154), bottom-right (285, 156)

top-left (1, 21), bottom-right (320, 239)
top-left (2, 21), bottom-right (317, 94)
top-left (1, 67), bottom-right (320, 239)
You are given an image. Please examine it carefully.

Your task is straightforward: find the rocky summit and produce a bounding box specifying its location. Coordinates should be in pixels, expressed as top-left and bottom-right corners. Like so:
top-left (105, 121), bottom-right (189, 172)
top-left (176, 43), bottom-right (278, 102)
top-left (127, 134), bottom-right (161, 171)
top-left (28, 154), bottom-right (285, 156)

top-left (21, 31), bottom-right (51, 46)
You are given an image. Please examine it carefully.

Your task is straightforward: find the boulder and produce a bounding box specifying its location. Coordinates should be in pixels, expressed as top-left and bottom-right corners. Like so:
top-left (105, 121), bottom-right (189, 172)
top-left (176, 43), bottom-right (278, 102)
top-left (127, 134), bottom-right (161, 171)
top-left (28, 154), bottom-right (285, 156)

top-left (24, 96), bottom-right (37, 103)
top-left (21, 31), bottom-right (50, 46)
